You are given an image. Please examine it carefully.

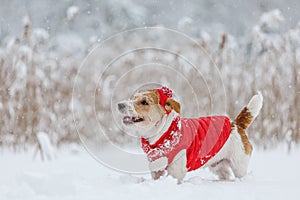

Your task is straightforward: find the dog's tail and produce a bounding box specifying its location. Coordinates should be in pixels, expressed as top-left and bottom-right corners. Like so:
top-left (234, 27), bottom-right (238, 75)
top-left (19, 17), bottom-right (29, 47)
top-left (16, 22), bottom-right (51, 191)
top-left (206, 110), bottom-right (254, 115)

top-left (234, 92), bottom-right (263, 130)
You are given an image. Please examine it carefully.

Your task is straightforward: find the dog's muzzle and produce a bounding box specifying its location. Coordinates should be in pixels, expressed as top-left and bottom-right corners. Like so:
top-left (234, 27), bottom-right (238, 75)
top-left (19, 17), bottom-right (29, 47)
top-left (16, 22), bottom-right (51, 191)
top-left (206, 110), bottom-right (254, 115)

top-left (117, 102), bottom-right (144, 125)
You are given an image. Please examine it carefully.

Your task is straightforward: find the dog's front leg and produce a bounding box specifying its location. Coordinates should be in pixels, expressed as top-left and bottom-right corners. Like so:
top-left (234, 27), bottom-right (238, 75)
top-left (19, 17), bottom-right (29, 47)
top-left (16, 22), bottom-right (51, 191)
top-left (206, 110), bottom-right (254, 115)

top-left (167, 150), bottom-right (187, 184)
top-left (151, 170), bottom-right (166, 180)
top-left (149, 157), bottom-right (168, 180)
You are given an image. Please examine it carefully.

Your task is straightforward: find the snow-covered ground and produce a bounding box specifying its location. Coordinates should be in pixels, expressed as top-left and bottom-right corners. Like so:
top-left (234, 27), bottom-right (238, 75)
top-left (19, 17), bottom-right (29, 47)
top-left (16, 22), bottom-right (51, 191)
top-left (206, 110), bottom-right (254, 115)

top-left (1, 146), bottom-right (299, 200)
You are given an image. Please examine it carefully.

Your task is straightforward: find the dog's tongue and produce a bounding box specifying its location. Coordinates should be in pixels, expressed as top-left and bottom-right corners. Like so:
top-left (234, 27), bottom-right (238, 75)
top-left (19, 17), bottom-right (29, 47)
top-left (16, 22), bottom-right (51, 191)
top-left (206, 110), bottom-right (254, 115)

top-left (123, 116), bottom-right (144, 124)
top-left (123, 116), bottom-right (133, 124)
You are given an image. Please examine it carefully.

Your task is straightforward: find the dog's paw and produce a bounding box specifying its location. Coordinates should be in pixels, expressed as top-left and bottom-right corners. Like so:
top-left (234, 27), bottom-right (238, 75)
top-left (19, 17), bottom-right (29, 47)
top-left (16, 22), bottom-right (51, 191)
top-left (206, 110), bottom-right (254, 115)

top-left (151, 170), bottom-right (166, 180)
top-left (234, 171), bottom-right (254, 182)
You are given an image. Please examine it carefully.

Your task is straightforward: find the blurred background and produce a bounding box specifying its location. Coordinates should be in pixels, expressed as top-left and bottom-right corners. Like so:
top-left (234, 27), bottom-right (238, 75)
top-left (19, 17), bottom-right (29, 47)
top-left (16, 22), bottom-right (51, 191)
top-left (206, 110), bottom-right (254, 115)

top-left (0, 0), bottom-right (299, 157)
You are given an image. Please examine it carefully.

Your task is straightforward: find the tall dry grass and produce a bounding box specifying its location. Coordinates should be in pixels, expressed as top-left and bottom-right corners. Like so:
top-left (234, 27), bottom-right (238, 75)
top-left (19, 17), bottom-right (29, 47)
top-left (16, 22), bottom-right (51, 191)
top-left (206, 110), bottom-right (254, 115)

top-left (0, 10), bottom-right (299, 151)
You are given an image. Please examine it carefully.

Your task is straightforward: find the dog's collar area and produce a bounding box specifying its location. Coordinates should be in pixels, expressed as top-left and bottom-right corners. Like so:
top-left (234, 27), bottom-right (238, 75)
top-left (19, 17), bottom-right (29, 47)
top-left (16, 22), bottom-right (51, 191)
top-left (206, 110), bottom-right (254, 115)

top-left (145, 110), bottom-right (179, 145)
top-left (141, 116), bottom-right (181, 162)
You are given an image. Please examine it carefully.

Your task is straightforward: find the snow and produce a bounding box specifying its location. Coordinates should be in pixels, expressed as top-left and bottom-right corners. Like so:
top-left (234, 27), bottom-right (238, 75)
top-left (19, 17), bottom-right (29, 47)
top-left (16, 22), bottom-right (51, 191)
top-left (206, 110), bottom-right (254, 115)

top-left (0, 147), bottom-right (299, 200)
top-left (259, 9), bottom-right (285, 32)
top-left (31, 28), bottom-right (49, 44)
top-left (178, 17), bottom-right (193, 33)
top-left (67, 6), bottom-right (79, 21)
top-left (0, 5), bottom-right (300, 199)
top-left (22, 15), bottom-right (31, 27)
top-left (52, 34), bottom-right (85, 56)
top-left (36, 132), bottom-right (55, 160)
top-left (297, 48), bottom-right (300, 64)
top-left (199, 31), bottom-right (211, 45)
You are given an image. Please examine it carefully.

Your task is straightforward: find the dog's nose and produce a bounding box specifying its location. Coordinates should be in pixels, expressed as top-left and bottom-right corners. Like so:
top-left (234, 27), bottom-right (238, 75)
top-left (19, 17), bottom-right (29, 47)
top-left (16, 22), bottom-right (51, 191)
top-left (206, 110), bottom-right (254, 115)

top-left (118, 103), bottom-right (126, 111)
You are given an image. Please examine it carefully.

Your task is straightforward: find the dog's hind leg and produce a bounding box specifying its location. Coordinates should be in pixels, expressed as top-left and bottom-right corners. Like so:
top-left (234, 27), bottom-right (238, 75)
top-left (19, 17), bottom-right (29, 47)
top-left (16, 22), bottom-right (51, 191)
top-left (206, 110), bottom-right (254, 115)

top-left (230, 154), bottom-right (251, 178)
top-left (210, 159), bottom-right (232, 180)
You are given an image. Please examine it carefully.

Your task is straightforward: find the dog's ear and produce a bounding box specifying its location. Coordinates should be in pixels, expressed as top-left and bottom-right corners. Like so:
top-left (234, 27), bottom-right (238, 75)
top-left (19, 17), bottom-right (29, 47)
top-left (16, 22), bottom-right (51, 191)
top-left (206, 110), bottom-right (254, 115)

top-left (165, 98), bottom-right (180, 114)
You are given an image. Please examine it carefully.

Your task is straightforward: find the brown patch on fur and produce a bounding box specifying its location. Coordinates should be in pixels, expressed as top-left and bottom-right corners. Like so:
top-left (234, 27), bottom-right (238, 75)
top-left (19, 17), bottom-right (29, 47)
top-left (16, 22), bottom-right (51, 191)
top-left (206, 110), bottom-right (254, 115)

top-left (234, 107), bottom-right (254, 155)
top-left (146, 90), bottom-right (160, 104)
top-left (230, 122), bottom-right (235, 130)
top-left (235, 107), bottom-right (254, 130)
top-left (237, 125), bottom-right (253, 155)
top-left (133, 91), bottom-right (157, 112)
top-left (132, 90), bottom-right (165, 120)
top-left (165, 98), bottom-right (181, 114)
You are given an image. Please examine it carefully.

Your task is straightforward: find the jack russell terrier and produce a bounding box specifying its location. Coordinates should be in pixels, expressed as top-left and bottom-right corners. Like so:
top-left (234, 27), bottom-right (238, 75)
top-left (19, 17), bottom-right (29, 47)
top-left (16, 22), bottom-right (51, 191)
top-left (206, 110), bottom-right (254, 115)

top-left (118, 86), bottom-right (263, 184)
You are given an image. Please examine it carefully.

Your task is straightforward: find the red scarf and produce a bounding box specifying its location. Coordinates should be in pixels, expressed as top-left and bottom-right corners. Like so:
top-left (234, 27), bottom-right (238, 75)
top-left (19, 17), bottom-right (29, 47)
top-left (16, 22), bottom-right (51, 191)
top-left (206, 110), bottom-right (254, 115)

top-left (141, 116), bottom-right (231, 171)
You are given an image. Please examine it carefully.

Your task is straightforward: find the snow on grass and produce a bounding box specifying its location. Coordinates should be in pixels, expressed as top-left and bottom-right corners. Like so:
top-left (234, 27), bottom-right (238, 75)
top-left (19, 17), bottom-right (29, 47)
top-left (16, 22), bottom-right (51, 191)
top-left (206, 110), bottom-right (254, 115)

top-left (0, 146), bottom-right (299, 200)
top-left (36, 132), bottom-right (55, 160)
top-left (67, 6), bottom-right (79, 21)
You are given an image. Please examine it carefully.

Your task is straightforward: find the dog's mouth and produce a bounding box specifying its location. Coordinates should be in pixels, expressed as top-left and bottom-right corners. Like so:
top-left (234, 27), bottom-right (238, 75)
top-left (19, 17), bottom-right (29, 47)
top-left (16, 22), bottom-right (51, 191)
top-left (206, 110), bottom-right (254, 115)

top-left (122, 116), bottom-right (144, 125)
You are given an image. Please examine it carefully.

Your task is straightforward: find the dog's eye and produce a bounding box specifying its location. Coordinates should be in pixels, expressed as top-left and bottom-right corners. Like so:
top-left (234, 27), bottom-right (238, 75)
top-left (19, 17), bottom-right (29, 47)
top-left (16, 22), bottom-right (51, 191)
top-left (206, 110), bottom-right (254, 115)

top-left (140, 100), bottom-right (148, 105)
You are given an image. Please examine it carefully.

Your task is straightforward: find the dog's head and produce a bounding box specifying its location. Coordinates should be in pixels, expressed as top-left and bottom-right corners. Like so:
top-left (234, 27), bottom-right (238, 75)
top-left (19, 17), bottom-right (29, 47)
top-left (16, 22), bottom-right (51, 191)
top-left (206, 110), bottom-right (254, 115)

top-left (117, 86), bottom-right (180, 137)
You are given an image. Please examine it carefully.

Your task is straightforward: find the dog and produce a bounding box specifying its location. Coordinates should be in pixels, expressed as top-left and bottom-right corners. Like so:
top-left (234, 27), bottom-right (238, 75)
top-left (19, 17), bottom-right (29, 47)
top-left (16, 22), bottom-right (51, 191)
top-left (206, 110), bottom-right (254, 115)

top-left (118, 86), bottom-right (263, 184)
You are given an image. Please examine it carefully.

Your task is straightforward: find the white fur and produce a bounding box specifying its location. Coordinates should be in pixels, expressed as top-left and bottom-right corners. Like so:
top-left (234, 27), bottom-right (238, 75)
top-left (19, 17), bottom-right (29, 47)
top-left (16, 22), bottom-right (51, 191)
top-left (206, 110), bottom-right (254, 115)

top-left (247, 91), bottom-right (263, 118)
top-left (167, 149), bottom-right (187, 184)
top-left (205, 126), bottom-right (251, 179)
top-left (147, 110), bottom-right (178, 145)
top-left (120, 100), bottom-right (139, 117)
top-left (149, 157), bottom-right (168, 171)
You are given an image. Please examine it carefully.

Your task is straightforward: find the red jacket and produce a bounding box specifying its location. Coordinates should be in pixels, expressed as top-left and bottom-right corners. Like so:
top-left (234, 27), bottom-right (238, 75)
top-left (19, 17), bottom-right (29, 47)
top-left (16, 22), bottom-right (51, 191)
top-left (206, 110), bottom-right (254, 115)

top-left (141, 116), bottom-right (231, 171)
